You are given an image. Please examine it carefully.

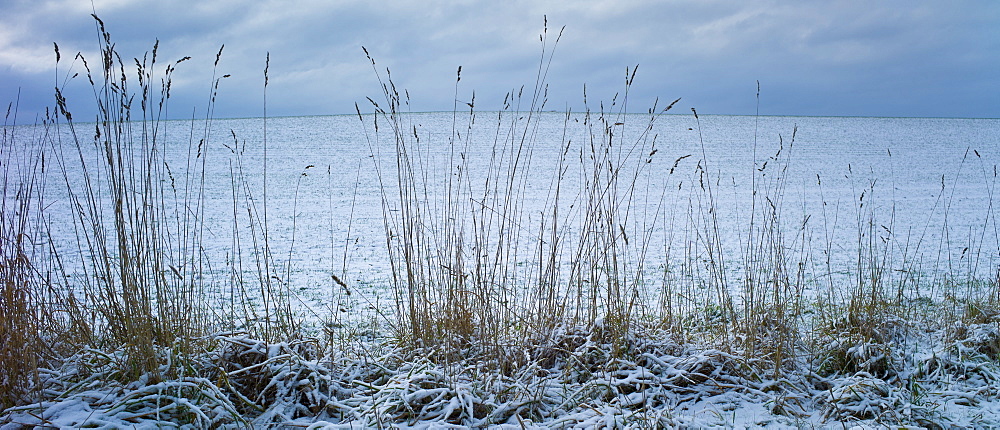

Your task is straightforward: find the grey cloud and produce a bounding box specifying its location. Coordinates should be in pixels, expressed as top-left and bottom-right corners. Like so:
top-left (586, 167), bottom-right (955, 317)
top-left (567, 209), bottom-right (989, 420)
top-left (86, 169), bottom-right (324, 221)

top-left (1, 0), bottom-right (997, 120)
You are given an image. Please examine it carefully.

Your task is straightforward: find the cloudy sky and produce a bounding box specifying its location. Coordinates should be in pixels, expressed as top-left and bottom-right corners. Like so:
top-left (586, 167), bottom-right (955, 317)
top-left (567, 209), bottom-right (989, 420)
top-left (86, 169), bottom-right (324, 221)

top-left (2, 0), bottom-right (998, 121)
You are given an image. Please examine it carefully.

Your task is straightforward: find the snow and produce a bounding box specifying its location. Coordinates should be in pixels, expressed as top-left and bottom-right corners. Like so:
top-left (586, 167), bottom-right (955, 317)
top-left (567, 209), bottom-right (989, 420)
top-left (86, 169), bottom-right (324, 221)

top-left (4, 319), bottom-right (999, 428)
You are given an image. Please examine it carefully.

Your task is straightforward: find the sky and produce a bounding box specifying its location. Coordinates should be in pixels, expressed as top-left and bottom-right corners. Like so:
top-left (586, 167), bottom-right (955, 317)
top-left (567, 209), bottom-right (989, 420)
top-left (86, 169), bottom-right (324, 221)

top-left (1, 0), bottom-right (998, 121)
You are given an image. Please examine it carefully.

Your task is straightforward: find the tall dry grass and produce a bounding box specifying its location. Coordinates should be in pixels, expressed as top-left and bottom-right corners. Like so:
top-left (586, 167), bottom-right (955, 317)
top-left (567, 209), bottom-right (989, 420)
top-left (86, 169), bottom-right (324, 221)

top-left (46, 16), bottom-right (213, 378)
top-left (358, 24), bottom-right (1000, 380)
top-left (362, 21), bottom-right (697, 366)
top-left (33, 14), bottom-right (297, 384)
top-left (1, 100), bottom-right (46, 409)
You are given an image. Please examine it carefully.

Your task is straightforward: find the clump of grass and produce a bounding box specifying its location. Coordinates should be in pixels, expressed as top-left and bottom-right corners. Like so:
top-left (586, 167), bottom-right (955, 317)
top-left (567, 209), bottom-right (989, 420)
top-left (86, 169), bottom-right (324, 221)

top-left (361, 19), bottom-right (686, 365)
top-left (0, 13), bottom-right (310, 423)
top-left (41, 14), bottom-right (298, 381)
top-left (1, 100), bottom-right (45, 409)
top-left (48, 16), bottom-right (210, 379)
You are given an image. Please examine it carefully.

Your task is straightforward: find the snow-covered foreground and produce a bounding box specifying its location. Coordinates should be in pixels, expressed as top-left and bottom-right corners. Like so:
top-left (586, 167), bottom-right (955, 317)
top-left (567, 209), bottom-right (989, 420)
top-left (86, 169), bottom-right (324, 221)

top-left (3, 315), bottom-right (998, 428)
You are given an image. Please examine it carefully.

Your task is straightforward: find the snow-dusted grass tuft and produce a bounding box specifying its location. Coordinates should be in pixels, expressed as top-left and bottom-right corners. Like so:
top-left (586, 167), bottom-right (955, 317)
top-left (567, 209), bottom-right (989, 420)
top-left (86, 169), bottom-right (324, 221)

top-left (5, 319), bottom-right (999, 428)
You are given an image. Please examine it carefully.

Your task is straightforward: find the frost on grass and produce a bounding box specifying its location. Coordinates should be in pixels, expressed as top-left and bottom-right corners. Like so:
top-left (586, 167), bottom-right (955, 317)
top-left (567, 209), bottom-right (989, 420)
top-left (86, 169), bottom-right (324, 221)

top-left (3, 320), bottom-right (999, 428)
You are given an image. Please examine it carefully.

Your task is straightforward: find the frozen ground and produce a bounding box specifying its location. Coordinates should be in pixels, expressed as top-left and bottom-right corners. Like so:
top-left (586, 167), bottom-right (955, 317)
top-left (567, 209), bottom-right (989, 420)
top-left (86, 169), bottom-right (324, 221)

top-left (3, 318), bottom-right (999, 428)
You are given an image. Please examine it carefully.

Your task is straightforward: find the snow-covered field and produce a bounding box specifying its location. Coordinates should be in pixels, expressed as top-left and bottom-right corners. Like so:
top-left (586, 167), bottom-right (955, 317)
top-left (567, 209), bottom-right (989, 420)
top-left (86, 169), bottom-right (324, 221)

top-left (3, 108), bottom-right (1000, 428)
